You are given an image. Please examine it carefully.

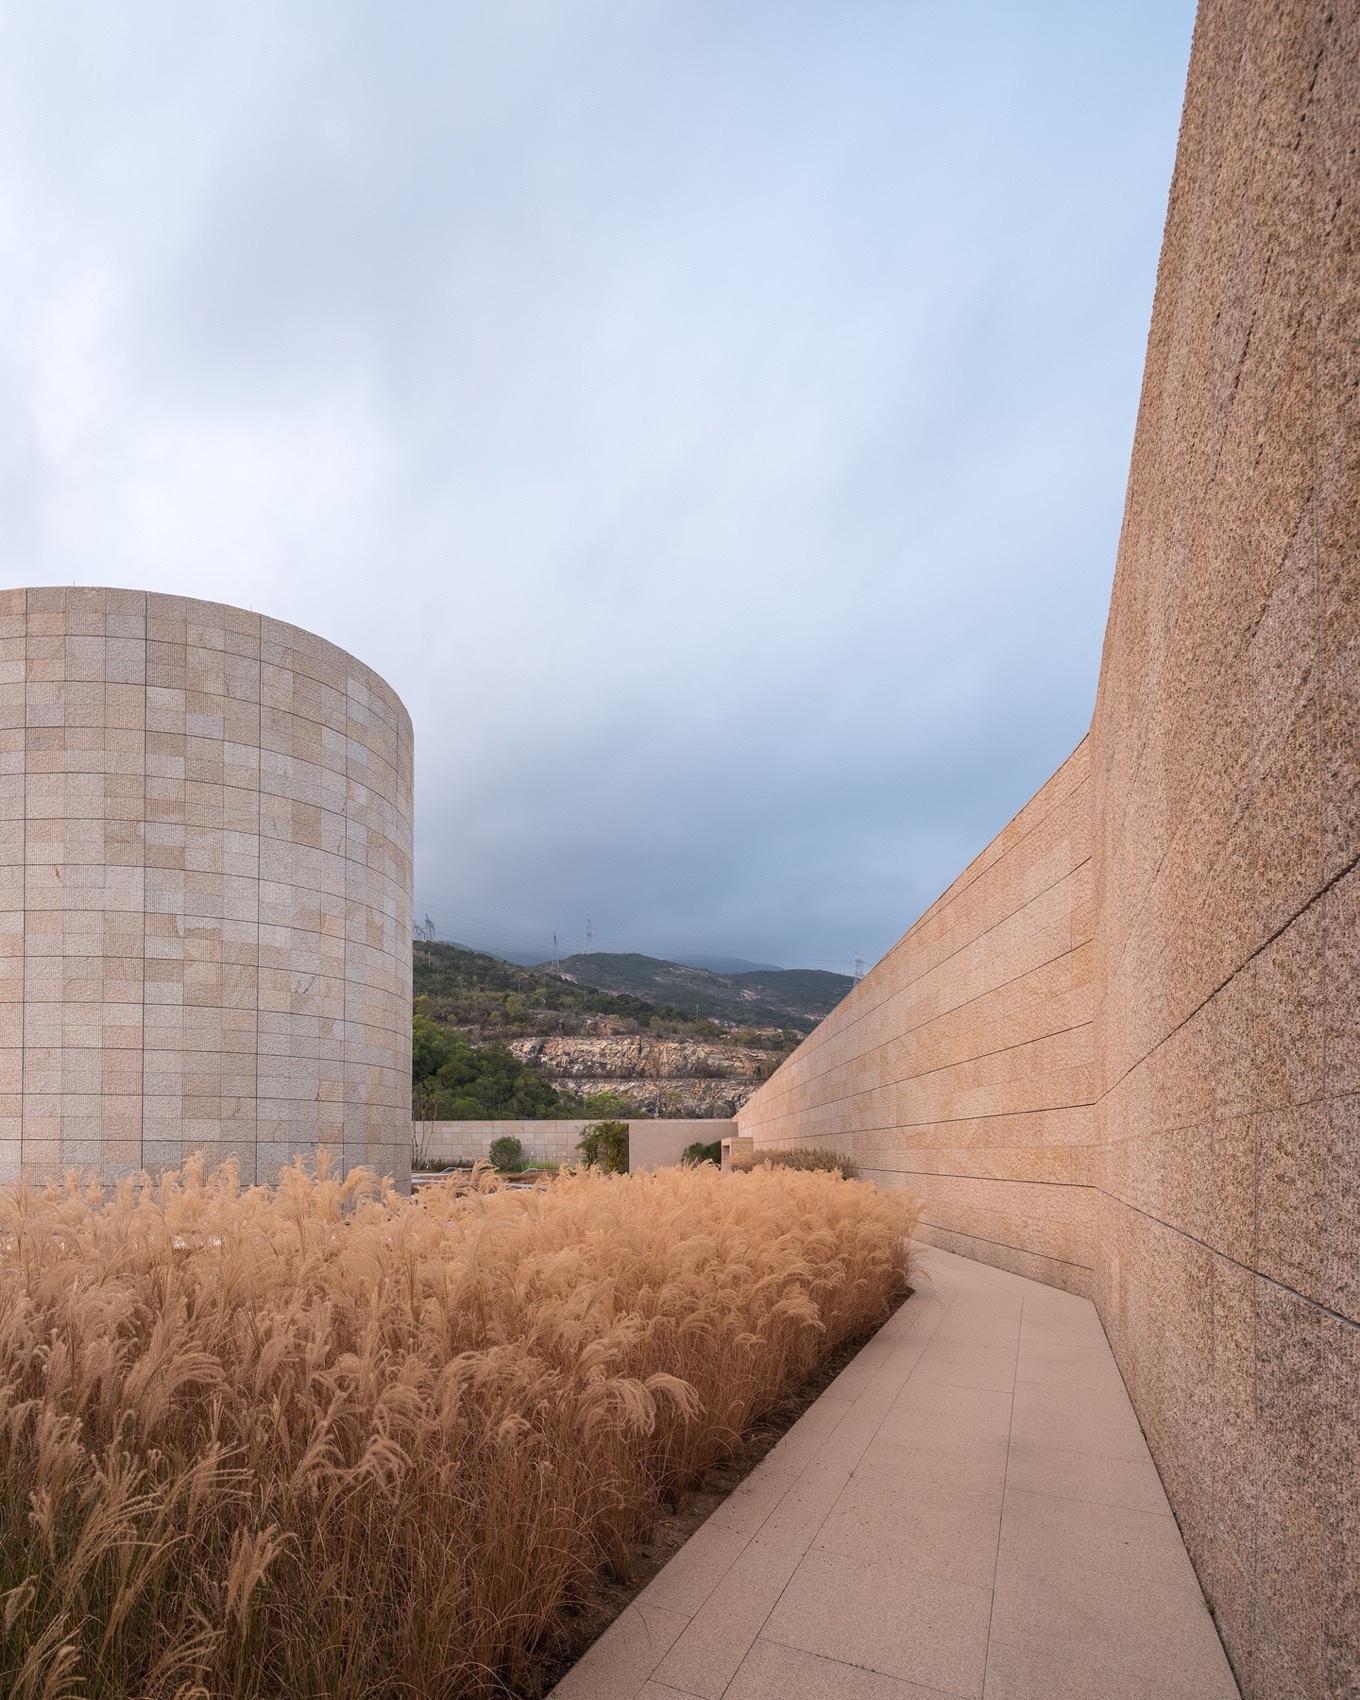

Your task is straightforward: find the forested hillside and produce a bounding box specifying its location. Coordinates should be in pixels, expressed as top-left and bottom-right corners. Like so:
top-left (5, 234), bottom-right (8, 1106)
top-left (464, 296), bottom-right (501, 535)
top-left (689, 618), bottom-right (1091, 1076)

top-left (411, 942), bottom-right (833, 1120)
top-left (551, 953), bottom-right (853, 1030)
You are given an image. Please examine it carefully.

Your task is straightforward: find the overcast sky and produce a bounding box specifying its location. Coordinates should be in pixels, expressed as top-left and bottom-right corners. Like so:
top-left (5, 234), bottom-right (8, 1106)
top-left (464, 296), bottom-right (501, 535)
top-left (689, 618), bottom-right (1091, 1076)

top-left (0, 1), bottom-right (1196, 972)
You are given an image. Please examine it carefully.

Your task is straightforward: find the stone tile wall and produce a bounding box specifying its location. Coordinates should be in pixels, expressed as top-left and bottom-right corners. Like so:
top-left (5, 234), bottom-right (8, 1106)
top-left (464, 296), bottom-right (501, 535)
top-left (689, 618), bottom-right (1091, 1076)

top-left (1090, 6), bottom-right (1359, 1694)
top-left (0, 588), bottom-right (413, 1187)
top-left (738, 4), bottom-right (1359, 1693)
top-left (737, 742), bottom-right (1095, 1295)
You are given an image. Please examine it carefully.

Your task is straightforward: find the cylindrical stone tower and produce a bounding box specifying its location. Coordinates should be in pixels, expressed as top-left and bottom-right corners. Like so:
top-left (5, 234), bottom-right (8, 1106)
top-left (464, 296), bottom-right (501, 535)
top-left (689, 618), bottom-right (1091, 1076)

top-left (0, 587), bottom-right (414, 1186)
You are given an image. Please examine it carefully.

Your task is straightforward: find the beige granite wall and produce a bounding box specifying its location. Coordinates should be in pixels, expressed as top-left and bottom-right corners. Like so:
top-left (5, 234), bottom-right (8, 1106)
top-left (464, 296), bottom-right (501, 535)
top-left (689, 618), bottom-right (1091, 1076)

top-left (0, 588), bottom-right (414, 1187)
top-left (737, 741), bottom-right (1095, 1293)
top-left (1089, 5), bottom-right (1359, 1694)
top-left (739, 4), bottom-right (1359, 1693)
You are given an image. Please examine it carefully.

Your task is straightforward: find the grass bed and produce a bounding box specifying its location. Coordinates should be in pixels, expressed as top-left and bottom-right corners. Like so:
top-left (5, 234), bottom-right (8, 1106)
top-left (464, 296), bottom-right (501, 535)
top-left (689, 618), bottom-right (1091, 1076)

top-left (0, 1157), bottom-right (916, 1698)
top-left (729, 1145), bottom-right (859, 1177)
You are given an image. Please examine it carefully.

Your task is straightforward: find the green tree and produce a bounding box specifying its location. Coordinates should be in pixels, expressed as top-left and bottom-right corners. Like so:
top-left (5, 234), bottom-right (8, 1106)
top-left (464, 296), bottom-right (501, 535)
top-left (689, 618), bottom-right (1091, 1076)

top-left (412, 997), bottom-right (568, 1120)
top-left (576, 1120), bottom-right (629, 1173)
top-left (581, 1089), bottom-right (647, 1119)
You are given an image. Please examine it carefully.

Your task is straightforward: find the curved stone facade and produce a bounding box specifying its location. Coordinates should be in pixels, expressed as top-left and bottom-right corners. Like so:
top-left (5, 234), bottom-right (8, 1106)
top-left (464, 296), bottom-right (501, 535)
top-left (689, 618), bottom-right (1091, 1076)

top-left (0, 588), bottom-right (414, 1186)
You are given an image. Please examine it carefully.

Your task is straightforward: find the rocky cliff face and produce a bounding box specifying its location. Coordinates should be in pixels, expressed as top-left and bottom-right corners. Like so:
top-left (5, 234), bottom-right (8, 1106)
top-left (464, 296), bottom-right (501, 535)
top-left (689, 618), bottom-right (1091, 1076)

top-left (508, 1035), bottom-right (769, 1118)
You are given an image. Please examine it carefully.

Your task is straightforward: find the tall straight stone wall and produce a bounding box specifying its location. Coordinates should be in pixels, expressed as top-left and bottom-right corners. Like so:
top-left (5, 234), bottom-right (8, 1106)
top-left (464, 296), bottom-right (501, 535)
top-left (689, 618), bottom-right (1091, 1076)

top-left (1090, 5), bottom-right (1359, 1695)
top-left (0, 588), bottom-right (414, 1185)
top-left (738, 742), bottom-right (1095, 1293)
top-left (738, 4), bottom-right (1359, 1694)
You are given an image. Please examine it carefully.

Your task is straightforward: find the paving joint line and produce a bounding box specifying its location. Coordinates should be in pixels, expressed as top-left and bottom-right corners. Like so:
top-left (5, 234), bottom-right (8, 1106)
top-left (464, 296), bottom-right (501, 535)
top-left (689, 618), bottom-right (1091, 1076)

top-left (753, 1634), bottom-right (969, 1699)
top-left (711, 1283), bottom-right (955, 1699)
top-left (979, 1287), bottom-right (1023, 1699)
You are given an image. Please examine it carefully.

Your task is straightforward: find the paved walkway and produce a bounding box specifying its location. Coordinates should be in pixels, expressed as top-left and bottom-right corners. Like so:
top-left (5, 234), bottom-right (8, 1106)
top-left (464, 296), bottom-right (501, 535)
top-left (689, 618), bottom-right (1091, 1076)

top-left (549, 1245), bottom-right (1240, 1700)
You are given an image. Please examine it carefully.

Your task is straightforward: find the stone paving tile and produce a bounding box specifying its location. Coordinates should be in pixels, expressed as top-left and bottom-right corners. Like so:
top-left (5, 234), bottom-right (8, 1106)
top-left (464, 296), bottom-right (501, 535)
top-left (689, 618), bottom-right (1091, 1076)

top-left (869, 1401), bottom-right (1013, 1467)
top-left (703, 1463), bottom-right (799, 1533)
top-left (822, 1335), bottom-right (899, 1398)
top-left (997, 1486), bottom-right (1189, 1586)
top-left (548, 1248), bottom-right (1240, 1700)
top-left (1014, 1333), bottom-right (1125, 1371)
top-left (902, 1346), bottom-right (1018, 1393)
top-left (549, 1603), bottom-right (689, 1700)
top-left (1008, 1376), bottom-right (1150, 1460)
top-left (888, 1371), bottom-right (1014, 1427)
top-left (1001, 1437), bottom-right (1169, 1514)
top-left (641, 1514), bottom-right (758, 1618)
top-left (757, 1392), bottom-right (857, 1472)
top-left (815, 1453), bottom-right (1003, 1588)
top-left (727, 1638), bottom-right (964, 1699)
top-left (984, 1577), bottom-right (1240, 1700)
top-left (650, 1533), bottom-right (807, 1699)
top-left (764, 1546), bottom-right (992, 1696)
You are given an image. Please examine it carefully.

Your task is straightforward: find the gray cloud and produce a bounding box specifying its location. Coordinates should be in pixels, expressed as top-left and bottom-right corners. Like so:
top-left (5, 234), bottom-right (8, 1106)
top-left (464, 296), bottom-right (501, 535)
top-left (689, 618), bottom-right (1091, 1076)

top-left (0, 0), bottom-right (1196, 970)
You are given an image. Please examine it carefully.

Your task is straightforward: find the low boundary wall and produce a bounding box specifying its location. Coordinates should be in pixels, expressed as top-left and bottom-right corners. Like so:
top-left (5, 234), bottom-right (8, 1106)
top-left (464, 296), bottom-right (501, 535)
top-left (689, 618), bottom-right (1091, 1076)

top-left (414, 1119), bottom-right (733, 1174)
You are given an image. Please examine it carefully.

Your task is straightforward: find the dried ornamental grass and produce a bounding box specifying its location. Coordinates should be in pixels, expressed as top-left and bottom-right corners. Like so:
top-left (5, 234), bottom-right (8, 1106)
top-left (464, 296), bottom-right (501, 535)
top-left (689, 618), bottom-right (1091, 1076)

top-left (729, 1146), bottom-right (859, 1177)
top-left (0, 1156), bottom-right (917, 1699)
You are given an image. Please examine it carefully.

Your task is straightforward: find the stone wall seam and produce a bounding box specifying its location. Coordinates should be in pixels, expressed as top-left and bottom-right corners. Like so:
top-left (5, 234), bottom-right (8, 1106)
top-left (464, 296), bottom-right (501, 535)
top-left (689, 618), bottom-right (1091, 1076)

top-left (871, 786), bottom-right (1091, 984)
top-left (1111, 1185), bottom-right (1358, 1335)
top-left (844, 867), bottom-right (1093, 1031)
top-left (915, 1219), bottom-right (1097, 1272)
top-left (847, 756), bottom-right (1090, 994)
top-left (1103, 840), bottom-right (1360, 1108)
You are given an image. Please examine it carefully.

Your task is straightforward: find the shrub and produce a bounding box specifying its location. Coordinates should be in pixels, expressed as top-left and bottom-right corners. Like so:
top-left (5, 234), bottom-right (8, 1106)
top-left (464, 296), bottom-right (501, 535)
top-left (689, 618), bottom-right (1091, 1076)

top-left (487, 1133), bottom-right (526, 1171)
top-left (681, 1140), bottom-right (723, 1166)
top-left (730, 1145), bottom-right (859, 1178)
top-left (576, 1118), bottom-right (629, 1173)
top-left (0, 1157), bottom-right (916, 1698)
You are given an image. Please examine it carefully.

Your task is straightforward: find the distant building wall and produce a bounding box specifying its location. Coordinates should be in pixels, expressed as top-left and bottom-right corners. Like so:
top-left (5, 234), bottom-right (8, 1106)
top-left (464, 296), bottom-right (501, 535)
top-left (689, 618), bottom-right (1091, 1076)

top-left (0, 588), bottom-right (414, 1186)
top-left (416, 1119), bottom-right (734, 1173)
top-left (738, 4), bottom-right (1360, 1694)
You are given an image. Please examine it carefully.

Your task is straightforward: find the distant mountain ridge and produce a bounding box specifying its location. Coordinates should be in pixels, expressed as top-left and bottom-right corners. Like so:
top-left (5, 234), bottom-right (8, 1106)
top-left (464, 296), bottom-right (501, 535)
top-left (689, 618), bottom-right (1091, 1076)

top-left (412, 940), bottom-right (824, 1120)
top-left (544, 952), bottom-right (853, 1032)
top-left (672, 954), bottom-right (783, 975)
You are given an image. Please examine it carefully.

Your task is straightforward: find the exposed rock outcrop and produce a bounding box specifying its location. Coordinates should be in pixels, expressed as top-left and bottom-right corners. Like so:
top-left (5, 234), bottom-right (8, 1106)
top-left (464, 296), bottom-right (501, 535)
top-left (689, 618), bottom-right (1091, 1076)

top-left (508, 1035), bottom-right (770, 1117)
